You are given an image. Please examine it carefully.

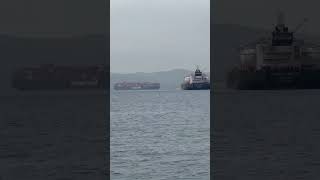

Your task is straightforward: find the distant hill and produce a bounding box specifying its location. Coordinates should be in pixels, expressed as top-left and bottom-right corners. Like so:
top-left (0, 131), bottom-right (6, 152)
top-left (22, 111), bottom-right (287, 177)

top-left (111, 69), bottom-right (210, 90)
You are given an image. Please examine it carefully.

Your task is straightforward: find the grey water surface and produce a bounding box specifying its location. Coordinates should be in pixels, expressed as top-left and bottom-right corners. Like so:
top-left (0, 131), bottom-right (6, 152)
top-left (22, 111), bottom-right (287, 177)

top-left (0, 91), bottom-right (108, 179)
top-left (213, 88), bottom-right (320, 179)
top-left (111, 90), bottom-right (210, 180)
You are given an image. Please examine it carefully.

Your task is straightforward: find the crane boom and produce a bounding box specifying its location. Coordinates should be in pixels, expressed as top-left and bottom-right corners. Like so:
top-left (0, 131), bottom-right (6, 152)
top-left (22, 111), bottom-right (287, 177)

top-left (293, 18), bottom-right (308, 33)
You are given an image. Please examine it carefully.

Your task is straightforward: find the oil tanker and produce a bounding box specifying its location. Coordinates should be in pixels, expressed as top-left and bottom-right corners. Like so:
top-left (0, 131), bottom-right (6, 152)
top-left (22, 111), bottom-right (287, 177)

top-left (114, 82), bottom-right (160, 90)
top-left (181, 67), bottom-right (210, 90)
top-left (12, 64), bottom-right (107, 90)
top-left (227, 12), bottom-right (320, 90)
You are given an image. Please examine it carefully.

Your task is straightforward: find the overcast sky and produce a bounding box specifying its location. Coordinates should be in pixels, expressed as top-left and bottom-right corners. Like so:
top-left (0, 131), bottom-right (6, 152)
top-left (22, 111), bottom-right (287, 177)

top-left (0, 0), bottom-right (318, 73)
top-left (213, 0), bottom-right (320, 35)
top-left (110, 0), bottom-right (210, 73)
top-left (0, 0), bottom-right (106, 35)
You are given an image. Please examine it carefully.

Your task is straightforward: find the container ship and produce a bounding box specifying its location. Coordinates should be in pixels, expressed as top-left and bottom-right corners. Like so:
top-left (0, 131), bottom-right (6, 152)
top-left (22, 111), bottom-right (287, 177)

top-left (12, 64), bottom-right (107, 90)
top-left (181, 67), bottom-right (210, 90)
top-left (114, 82), bottom-right (160, 90)
top-left (227, 12), bottom-right (320, 90)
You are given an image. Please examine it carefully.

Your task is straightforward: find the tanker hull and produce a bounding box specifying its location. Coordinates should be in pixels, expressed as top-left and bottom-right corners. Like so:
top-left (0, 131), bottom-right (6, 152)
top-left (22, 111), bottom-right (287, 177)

top-left (227, 68), bottom-right (320, 90)
top-left (181, 82), bottom-right (210, 90)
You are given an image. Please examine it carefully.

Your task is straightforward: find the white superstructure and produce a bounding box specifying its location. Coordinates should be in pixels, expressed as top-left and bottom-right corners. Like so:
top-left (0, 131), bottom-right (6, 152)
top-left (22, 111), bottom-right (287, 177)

top-left (184, 67), bottom-right (210, 84)
top-left (239, 12), bottom-right (320, 70)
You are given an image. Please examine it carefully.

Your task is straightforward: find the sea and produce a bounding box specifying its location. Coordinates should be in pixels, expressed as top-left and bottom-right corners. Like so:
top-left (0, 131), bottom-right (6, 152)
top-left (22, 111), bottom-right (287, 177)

top-left (213, 88), bottom-right (320, 179)
top-left (111, 90), bottom-right (210, 180)
top-left (0, 91), bottom-right (108, 179)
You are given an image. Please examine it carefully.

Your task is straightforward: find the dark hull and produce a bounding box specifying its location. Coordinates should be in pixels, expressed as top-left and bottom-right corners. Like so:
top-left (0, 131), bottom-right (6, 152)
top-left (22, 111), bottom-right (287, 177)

top-left (227, 68), bottom-right (320, 90)
top-left (181, 82), bottom-right (210, 90)
top-left (114, 87), bottom-right (160, 90)
top-left (11, 65), bottom-right (108, 91)
top-left (12, 79), bottom-right (107, 90)
top-left (114, 82), bottom-right (160, 90)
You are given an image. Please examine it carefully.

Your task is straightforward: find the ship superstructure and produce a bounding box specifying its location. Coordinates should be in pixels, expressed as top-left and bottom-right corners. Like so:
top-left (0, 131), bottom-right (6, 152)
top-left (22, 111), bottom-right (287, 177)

top-left (227, 12), bottom-right (320, 89)
top-left (181, 67), bottom-right (210, 90)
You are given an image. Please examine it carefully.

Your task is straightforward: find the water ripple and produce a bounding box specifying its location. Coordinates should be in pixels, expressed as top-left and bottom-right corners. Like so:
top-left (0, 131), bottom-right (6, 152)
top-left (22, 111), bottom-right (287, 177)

top-left (111, 90), bottom-right (209, 180)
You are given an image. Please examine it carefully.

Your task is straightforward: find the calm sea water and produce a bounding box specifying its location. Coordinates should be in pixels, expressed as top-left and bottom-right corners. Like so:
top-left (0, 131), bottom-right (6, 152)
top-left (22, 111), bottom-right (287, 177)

top-left (213, 89), bottom-right (320, 179)
top-left (0, 92), bottom-right (107, 179)
top-left (111, 90), bottom-right (210, 180)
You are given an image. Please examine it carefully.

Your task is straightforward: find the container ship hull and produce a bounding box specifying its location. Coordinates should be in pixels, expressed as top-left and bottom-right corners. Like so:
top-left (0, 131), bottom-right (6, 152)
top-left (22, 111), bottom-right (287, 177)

top-left (227, 69), bottom-right (320, 90)
top-left (12, 65), bottom-right (107, 90)
top-left (12, 79), bottom-right (106, 90)
top-left (114, 82), bottom-right (160, 90)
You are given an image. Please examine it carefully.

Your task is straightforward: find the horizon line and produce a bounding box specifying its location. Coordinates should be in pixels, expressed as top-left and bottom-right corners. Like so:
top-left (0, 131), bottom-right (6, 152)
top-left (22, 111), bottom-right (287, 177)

top-left (111, 68), bottom-right (211, 74)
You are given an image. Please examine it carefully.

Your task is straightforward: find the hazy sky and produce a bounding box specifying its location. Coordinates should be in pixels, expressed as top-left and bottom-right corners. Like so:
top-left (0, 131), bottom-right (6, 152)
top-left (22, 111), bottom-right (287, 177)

top-left (0, 0), bottom-right (106, 35)
top-left (110, 0), bottom-right (210, 73)
top-left (213, 0), bottom-right (320, 35)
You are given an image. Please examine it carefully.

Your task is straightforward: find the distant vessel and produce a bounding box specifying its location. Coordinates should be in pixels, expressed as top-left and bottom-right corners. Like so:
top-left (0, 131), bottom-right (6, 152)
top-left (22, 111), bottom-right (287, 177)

top-left (181, 67), bottom-right (210, 90)
top-left (114, 82), bottom-right (160, 90)
top-left (227, 12), bottom-right (320, 90)
top-left (12, 64), bottom-right (107, 90)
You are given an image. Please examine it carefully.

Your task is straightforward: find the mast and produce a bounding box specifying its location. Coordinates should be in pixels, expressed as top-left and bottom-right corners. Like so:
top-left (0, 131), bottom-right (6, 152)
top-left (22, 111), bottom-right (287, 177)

top-left (277, 12), bottom-right (285, 25)
top-left (272, 11), bottom-right (293, 46)
top-left (275, 11), bottom-right (287, 32)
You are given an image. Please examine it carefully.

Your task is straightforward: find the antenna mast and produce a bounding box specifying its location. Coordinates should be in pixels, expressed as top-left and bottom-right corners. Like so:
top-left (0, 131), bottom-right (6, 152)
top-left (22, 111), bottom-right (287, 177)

top-left (277, 11), bottom-right (285, 26)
